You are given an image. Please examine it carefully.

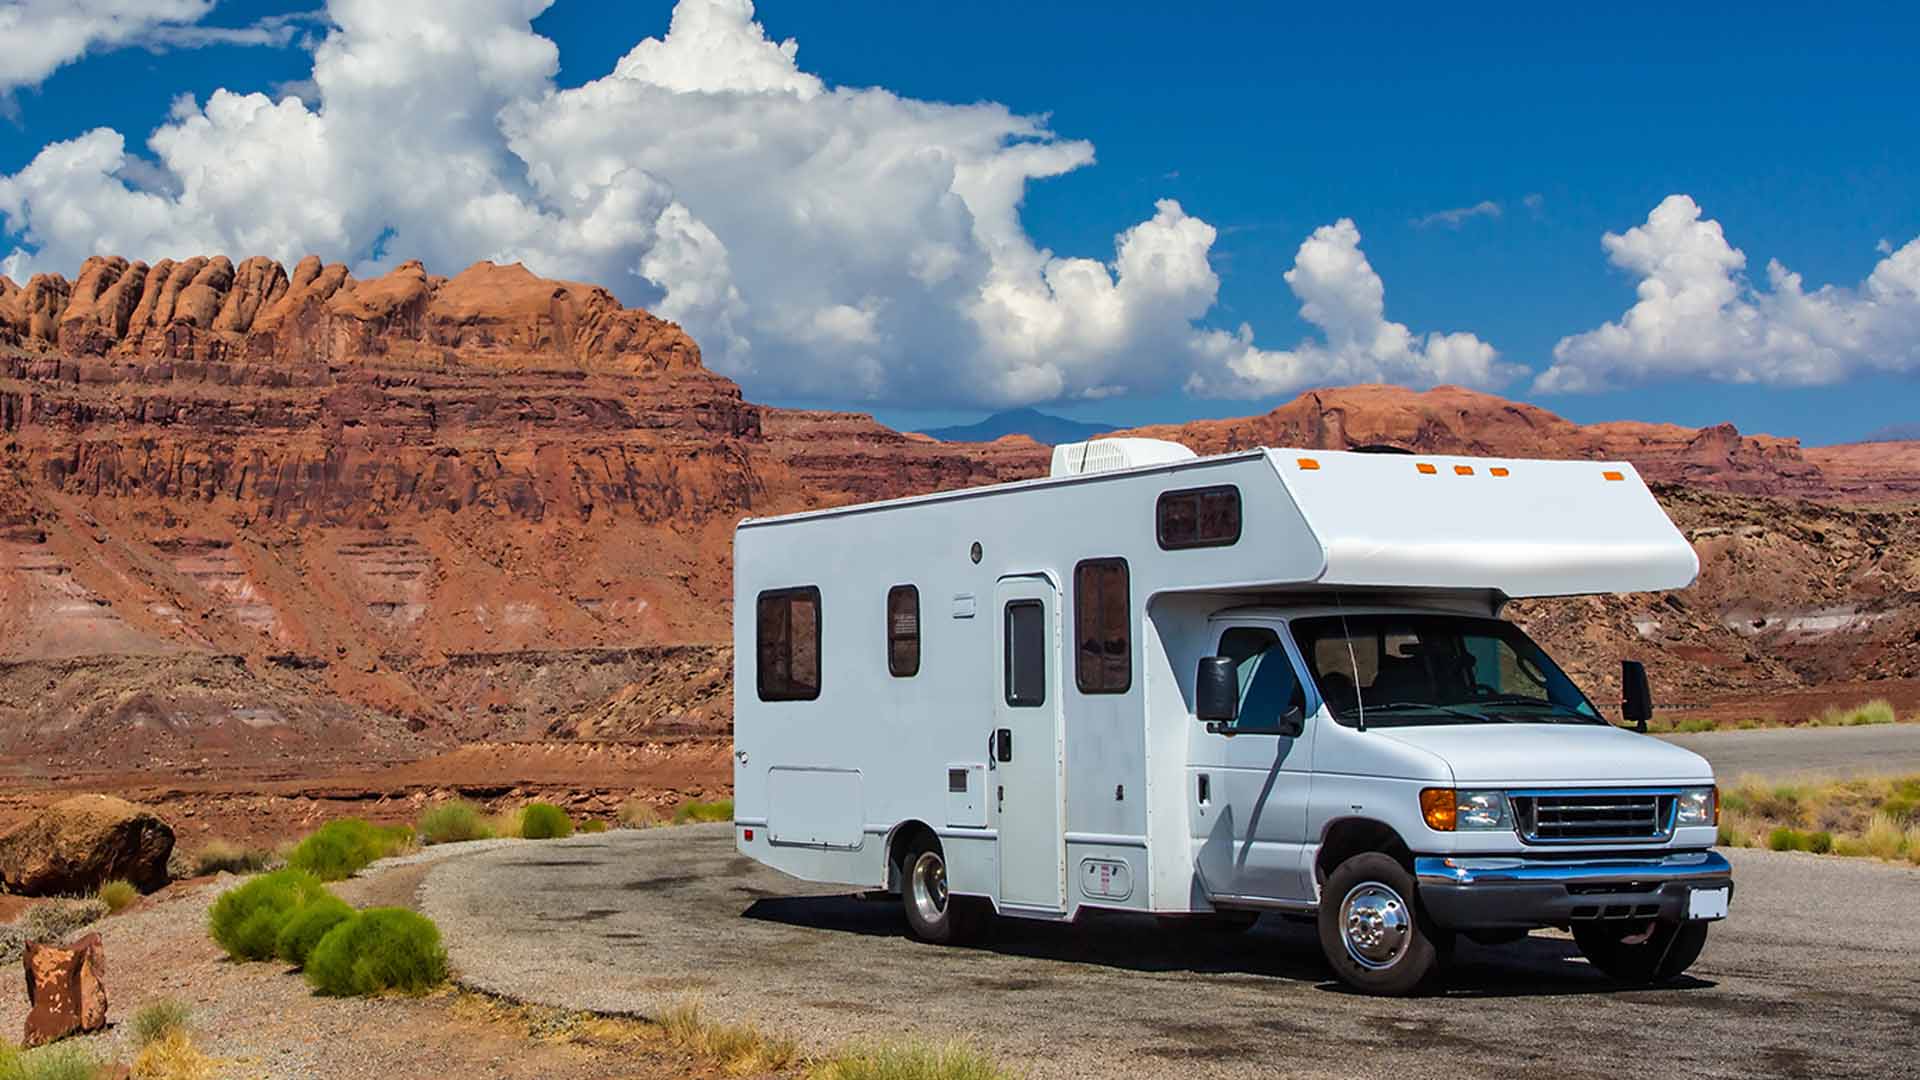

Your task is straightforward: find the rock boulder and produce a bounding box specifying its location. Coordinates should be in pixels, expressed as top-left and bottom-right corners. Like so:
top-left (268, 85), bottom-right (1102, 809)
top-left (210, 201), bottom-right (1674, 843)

top-left (22, 933), bottom-right (108, 1047)
top-left (0, 796), bottom-right (174, 896)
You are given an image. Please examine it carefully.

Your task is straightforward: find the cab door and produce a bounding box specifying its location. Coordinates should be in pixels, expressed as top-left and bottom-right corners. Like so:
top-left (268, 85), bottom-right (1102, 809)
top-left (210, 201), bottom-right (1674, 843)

top-left (992, 574), bottom-right (1066, 912)
top-left (1189, 622), bottom-right (1318, 901)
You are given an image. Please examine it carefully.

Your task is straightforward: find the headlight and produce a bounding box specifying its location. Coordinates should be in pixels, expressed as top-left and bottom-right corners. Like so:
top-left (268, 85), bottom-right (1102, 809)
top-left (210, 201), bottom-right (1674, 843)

top-left (1676, 786), bottom-right (1717, 827)
top-left (1419, 788), bottom-right (1510, 831)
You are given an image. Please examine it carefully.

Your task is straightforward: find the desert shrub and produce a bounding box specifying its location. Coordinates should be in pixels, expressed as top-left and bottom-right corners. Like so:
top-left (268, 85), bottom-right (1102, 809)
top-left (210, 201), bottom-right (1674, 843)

top-left (275, 893), bottom-right (356, 967)
top-left (579, 819), bottom-right (608, 834)
top-left (1908, 826), bottom-right (1920, 865)
top-left (130, 1028), bottom-right (215, 1080)
top-left (305, 908), bottom-right (448, 997)
top-left (1881, 794), bottom-right (1919, 824)
top-left (1766, 826), bottom-right (1802, 852)
top-left (1860, 814), bottom-right (1908, 860)
top-left (811, 1041), bottom-right (1015, 1080)
top-left (417, 801), bottom-right (492, 845)
top-left (191, 840), bottom-right (272, 877)
top-left (1804, 830), bottom-right (1834, 854)
top-left (287, 819), bottom-right (410, 882)
top-left (672, 798), bottom-right (734, 825)
top-left (21, 898), bottom-right (108, 944)
top-left (130, 998), bottom-right (191, 1048)
top-left (98, 879), bottom-right (139, 914)
top-left (519, 803), bottom-right (573, 840)
top-left (660, 1000), bottom-right (798, 1075)
top-left (617, 798), bottom-right (661, 829)
top-left (0, 1043), bottom-right (99, 1080)
top-left (1816, 699), bottom-right (1898, 727)
top-left (207, 868), bottom-right (328, 961)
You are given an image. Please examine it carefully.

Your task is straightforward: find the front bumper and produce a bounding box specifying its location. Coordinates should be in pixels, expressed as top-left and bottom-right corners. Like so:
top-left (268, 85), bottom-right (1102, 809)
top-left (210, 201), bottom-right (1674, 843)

top-left (1413, 849), bottom-right (1733, 931)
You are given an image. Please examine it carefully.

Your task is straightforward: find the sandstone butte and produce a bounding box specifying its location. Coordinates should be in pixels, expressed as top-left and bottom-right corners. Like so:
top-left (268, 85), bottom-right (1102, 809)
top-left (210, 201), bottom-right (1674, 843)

top-left (0, 252), bottom-right (1916, 777)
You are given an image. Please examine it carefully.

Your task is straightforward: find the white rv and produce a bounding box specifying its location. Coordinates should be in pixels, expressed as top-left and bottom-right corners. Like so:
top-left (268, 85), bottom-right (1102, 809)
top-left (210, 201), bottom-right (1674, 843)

top-left (732, 440), bottom-right (1732, 995)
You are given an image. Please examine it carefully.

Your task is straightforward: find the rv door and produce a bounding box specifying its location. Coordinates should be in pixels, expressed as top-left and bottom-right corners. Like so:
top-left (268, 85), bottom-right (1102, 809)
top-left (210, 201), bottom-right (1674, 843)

top-left (993, 574), bottom-right (1066, 912)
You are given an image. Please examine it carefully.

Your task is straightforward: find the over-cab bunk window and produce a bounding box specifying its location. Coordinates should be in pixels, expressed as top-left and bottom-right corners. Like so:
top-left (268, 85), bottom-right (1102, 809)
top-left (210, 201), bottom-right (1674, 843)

top-left (1156, 485), bottom-right (1241, 550)
top-left (1074, 558), bottom-right (1131, 694)
top-left (887, 584), bottom-right (920, 677)
top-left (757, 586), bottom-right (821, 701)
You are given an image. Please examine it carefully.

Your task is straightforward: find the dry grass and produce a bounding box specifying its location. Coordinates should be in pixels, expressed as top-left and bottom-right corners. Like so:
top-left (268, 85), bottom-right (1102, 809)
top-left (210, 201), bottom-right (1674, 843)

top-left (810, 1041), bottom-right (1018, 1080)
top-left (618, 797), bottom-right (663, 829)
top-left (130, 1029), bottom-right (216, 1080)
top-left (97, 879), bottom-right (138, 914)
top-left (191, 840), bottom-right (273, 877)
top-left (130, 998), bottom-right (191, 1047)
top-left (1649, 699), bottom-right (1902, 733)
top-left (1813, 699), bottom-right (1899, 727)
top-left (661, 999), bottom-right (799, 1076)
top-left (1718, 773), bottom-right (1920, 861)
top-left (672, 799), bottom-right (735, 825)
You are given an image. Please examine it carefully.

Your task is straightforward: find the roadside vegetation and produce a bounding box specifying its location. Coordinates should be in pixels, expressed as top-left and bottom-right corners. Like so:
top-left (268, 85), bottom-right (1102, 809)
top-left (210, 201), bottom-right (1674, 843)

top-left (1651, 698), bottom-right (1903, 734)
top-left (128, 999), bottom-right (215, 1080)
top-left (417, 800), bottom-right (493, 845)
top-left (287, 818), bottom-right (414, 881)
top-left (1718, 773), bottom-right (1920, 864)
top-left (673, 798), bottom-right (734, 825)
top-left (517, 803), bottom-right (574, 840)
top-left (97, 879), bottom-right (138, 913)
top-left (189, 840), bottom-right (273, 877)
top-left (0, 1042), bottom-right (100, 1080)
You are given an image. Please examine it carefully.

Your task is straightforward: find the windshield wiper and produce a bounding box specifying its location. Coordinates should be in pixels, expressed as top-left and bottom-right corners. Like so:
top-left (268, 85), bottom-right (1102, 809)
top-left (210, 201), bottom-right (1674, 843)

top-left (1336, 701), bottom-right (1504, 724)
top-left (1469, 695), bottom-right (1602, 723)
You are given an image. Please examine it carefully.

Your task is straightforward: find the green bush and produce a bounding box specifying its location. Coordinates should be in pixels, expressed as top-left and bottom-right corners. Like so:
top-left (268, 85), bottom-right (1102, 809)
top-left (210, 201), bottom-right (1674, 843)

top-left (275, 893), bottom-right (356, 967)
top-left (287, 819), bottom-right (410, 882)
top-left (1766, 826), bottom-right (1834, 854)
top-left (0, 1042), bottom-right (99, 1080)
top-left (305, 908), bottom-right (448, 997)
top-left (97, 879), bottom-right (138, 914)
top-left (672, 798), bottom-right (734, 825)
top-left (207, 868), bottom-right (327, 961)
top-left (1881, 795), bottom-right (1919, 824)
top-left (519, 803), bottom-right (573, 840)
top-left (578, 819), bottom-right (608, 834)
top-left (130, 997), bottom-right (191, 1048)
top-left (418, 801), bottom-right (493, 845)
top-left (1804, 830), bottom-right (1835, 854)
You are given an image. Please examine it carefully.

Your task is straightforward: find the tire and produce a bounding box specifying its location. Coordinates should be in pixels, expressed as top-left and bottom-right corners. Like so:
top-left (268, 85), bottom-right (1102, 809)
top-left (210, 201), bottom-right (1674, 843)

top-left (1573, 919), bottom-right (1709, 984)
top-left (900, 836), bottom-right (988, 944)
top-left (1316, 852), bottom-right (1449, 996)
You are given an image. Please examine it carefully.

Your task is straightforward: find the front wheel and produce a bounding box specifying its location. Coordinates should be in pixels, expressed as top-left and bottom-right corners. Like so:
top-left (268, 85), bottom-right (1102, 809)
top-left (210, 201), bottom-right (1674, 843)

top-left (1573, 919), bottom-right (1708, 984)
top-left (1316, 852), bottom-right (1449, 995)
top-left (900, 837), bottom-right (987, 944)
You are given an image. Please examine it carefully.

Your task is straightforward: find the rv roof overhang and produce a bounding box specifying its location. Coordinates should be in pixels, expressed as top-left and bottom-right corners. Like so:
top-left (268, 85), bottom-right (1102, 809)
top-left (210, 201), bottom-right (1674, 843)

top-left (736, 445), bottom-right (1697, 604)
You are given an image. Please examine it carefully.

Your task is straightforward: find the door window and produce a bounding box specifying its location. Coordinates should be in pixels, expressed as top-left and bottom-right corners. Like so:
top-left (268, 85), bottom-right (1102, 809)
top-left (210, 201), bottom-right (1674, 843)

top-left (1005, 600), bottom-right (1047, 707)
top-left (1217, 627), bottom-right (1306, 735)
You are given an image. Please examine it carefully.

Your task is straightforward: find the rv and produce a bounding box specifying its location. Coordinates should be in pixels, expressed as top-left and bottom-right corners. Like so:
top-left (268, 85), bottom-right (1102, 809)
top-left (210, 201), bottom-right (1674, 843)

top-left (731, 440), bottom-right (1732, 995)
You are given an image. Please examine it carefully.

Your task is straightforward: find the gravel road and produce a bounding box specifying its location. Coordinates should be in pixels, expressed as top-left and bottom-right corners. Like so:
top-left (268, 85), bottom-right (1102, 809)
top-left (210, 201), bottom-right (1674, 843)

top-left (421, 825), bottom-right (1920, 1079)
top-left (1661, 722), bottom-right (1920, 777)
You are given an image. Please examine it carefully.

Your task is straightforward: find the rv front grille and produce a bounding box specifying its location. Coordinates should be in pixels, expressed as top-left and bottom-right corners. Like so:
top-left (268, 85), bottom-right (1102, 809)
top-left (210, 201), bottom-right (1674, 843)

top-left (1510, 791), bottom-right (1675, 844)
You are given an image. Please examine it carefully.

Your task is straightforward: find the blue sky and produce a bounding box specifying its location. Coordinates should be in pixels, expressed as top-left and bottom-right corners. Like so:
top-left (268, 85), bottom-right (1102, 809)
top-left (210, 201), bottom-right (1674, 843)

top-left (3, 1), bottom-right (1916, 443)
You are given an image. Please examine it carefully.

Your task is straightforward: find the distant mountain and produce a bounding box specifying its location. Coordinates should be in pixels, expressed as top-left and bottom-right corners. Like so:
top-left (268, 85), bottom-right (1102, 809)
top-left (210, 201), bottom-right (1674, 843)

top-left (1859, 422), bottom-right (1920, 443)
top-left (920, 408), bottom-right (1119, 445)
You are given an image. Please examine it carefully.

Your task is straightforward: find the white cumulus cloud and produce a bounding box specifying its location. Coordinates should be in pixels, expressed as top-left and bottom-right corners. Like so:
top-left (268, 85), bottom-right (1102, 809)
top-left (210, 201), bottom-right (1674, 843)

top-left (0, 0), bottom-right (1518, 409)
top-left (1536, 195), bottom-right (1920, 392)
top-left (1186, 218), bottom-right (1523, 398)
top-left (0, 1), bottom-right (310, 102)
top-left (1411, 200), bottom-right (1501, 229)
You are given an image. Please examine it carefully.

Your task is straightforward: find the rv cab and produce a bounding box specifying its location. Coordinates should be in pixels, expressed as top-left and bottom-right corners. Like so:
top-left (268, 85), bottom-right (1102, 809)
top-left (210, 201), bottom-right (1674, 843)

top-left (731, 440), bottom-right (1731, 995)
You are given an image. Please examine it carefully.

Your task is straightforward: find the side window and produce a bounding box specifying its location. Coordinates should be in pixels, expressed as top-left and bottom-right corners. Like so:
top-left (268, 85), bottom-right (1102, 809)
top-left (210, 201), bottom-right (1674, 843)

top-left (1218, 626), bottom-right (1306, 734)
top-left (1157, 485), bottom-right (1242, 549)
top-left (1074, 558), bottom-right (1130, 694)
top-left (757, 586), bottom-right (821, 701)
top-left (1004, 600), bottom-right (1046, 707)
top-left (887, 585), bottom-right (920, 677)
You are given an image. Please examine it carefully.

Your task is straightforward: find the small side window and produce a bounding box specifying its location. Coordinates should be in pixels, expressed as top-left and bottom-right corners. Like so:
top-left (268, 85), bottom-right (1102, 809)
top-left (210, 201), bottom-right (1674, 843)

top-left (1157, 485), bottom-right (1242, 549)
top-left (1005, 600), bottom-right (1046, 707)
top-left (887, 585), bottom-right (920, 677)
top-left (757, 586), bottom-right (821, 701)
top-left (1074, 558), bottom-right (1131, 694)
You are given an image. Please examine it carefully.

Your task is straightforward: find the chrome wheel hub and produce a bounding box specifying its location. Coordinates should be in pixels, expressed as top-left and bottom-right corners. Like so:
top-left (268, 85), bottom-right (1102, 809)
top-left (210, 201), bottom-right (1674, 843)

top-left (910, 851), bottom-right (948, 924)
top-left (1340, 882), bottom-right (1412, 970)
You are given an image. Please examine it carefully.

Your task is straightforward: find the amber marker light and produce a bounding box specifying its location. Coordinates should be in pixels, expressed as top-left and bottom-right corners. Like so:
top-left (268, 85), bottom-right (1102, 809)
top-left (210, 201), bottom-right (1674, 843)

top-left (1297, 457), bottom-right (1320, 470)
top-left (1420, 788), bottom-right (1457, 831)
top-left (1490, 467), bottom-right (1510, 477)
top-left (1416, 463), bottom-right (1438, 475)
top-left (1603, 470), bottom-right (1625, 481)
top-left (1454, 464), bottom-right (1474, 475)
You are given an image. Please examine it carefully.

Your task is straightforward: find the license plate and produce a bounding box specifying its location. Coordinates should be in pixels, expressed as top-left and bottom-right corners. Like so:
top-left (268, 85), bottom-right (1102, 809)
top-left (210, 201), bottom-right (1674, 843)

top-left (1687, 886), bottom-right (1730, 920)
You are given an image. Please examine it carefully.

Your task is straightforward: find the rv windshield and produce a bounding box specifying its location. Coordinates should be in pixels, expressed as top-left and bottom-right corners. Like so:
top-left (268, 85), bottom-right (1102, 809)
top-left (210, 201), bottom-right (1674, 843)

top-left (1289, 613), bottom-right (1600, 728)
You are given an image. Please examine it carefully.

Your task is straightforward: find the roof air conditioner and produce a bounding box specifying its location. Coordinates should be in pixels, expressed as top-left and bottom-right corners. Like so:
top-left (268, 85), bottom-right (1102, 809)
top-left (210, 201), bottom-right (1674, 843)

top-left (1050, 438), bottom-right (1197, 478)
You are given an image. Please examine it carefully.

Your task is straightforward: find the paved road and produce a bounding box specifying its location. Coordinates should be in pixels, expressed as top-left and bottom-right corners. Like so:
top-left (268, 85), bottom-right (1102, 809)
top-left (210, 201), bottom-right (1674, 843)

top-left (1661, 722), bottom-right (1920, 777)
top-left (421, 826), bottom-right (1920, 1079)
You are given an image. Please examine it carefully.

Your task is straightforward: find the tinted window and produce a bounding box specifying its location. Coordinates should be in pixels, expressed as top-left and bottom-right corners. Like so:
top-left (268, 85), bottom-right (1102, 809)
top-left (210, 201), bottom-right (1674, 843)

top-left (1074, 558), bottom-right (1130, 694)
top-left (1157, 485), bottom-right (1242, 549)
top-left (757, 587), bottom-right (821, 701)
top-left (887, 585), bottom-right (919, 677)
top-left (1005, 600), bottom-right (1046, 707)
top-left (1216, 627), bottom-right (1305, 735)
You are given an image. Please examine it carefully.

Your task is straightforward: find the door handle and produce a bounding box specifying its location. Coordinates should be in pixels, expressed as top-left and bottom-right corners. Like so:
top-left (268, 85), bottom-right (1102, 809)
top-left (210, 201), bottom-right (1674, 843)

top-left (1198, 773), bottom-right (1211, 806)
top-left (994, 729), bottom-right (1013, 763)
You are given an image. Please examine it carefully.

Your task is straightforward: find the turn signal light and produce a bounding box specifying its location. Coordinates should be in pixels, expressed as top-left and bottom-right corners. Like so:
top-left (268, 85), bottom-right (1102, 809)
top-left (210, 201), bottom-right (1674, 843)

top-left (1416, 463), bottom-right (1438, 475)
top-left (1420, 788), bottom-right (1457, 832)
top-left (1297, 457), bottom-right (1321, 470)
top-left (1489, 466), bottom-right (1510, 477)
top-left (1454, 464), bottom-right (1474, 476)
top-left (1602, 470), bottom-right (1625, 481)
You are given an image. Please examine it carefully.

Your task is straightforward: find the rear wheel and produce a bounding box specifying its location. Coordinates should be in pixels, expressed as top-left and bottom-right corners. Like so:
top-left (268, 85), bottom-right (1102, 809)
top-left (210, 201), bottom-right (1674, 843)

top-left (1316, 852), bottom-right (1449, 996)
top-left (1573, 919), bottom-right (1709, 984)
top-left (900, 837), bottom-right (987, 944)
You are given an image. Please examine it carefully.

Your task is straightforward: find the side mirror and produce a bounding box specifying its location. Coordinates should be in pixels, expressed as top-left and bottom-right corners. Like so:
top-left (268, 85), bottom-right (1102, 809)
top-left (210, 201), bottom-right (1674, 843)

top-left (1196, 656), bottom-right (1238, 726)
top-left (1621, 659), bottom-right (1652, 733)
